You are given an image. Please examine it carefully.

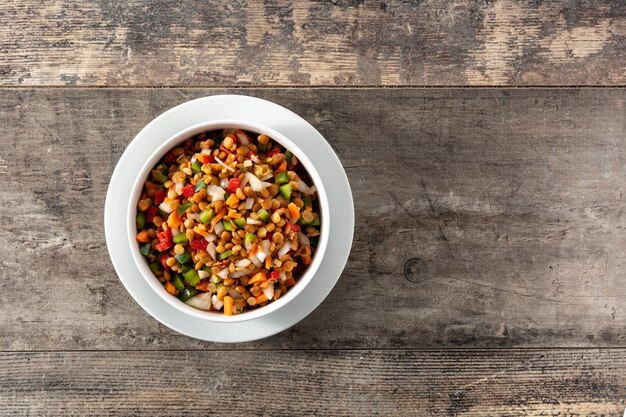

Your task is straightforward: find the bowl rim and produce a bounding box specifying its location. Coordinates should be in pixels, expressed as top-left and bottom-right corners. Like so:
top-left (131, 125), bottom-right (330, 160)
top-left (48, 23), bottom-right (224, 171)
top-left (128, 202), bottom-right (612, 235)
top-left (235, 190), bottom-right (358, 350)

top-left (127, 119), bottom-right (330, 323)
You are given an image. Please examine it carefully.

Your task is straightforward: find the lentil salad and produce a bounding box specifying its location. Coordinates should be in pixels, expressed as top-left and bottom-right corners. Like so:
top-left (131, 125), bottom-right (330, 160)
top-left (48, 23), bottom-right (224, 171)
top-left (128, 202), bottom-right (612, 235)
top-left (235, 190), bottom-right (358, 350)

top-left (135, 129), bottom-right (321, 316)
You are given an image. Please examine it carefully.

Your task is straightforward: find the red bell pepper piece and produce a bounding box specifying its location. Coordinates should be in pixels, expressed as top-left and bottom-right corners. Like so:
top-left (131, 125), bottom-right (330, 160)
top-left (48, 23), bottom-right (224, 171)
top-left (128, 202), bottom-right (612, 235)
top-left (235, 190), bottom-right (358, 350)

top-left (190, 238), bottom-right (208, 251)
top-left (227, 178), bottom-right (242, 193)
top-left (266, 148), bottom-right (281, 157)
top-left (155, 228), bottom-right (173, 252)
top-left (146, 206), bottom-right (158, 223)
top-left (198, 154), bottom-right (215, 164)
top-left (182, 184), bottom-right (195, 198)
top-left (164, 151), bottom-right (176, 164)
top-left (160, 253), bottom-right (171, 271)
top-left (268, 270), bottom-right (280, 281)
top-left (154, 189), bottom-right (165, 205)
top-left (286, 223), bottom-right (301, 233)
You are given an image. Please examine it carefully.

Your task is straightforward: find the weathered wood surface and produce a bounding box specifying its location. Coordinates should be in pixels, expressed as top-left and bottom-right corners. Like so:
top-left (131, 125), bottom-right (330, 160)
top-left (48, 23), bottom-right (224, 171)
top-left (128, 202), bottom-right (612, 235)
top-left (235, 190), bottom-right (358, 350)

top-left (0, 88), bottom-right (624, 350)
top-left (2, 1), bottom-right (626, 86)
top-left (0, 349), bottom-right (624, 416)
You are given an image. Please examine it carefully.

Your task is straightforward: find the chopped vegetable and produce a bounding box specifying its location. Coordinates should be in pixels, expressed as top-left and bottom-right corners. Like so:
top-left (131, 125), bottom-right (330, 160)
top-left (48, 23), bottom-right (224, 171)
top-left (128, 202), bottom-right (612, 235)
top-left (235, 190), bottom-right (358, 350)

top-left (171, 274), bottom-right (185, 291)
top-left (274, 171), bottom-right (288, 184)
top-left (279, 183), bottom-right (292, 201)
top-left (173, 233), bottom-right (188, 244)
top-left (154, 189), bottom-right (165, 205)
top-left (136, 212), bottom-right (146, 229)
top-left (183, 268), bottom-right (200, 286)
top-left (199, 208), bottom-right (214, 224)
top-left (179, 287), bottom-right (198, 302)
top-left (175, 252), bottom-right (191, 264)
top-left (182, 185), bottom-right (195, 198)
top-left (139, 243), bottom-right (151, 256)
top-left (177, 203), bottom-right (192, 217)
top-left (233, 218), bottom-right (246, 228)
top-left (191, 161), bottom-right (202, 173)
top-left (218, 250), bottom-right (232, 260)
top-left (222, 220), bottom-right (234, 232)
top-left (257, 208), bottom-right (271, 222)
top-left (194, 180), bottom-right (205, 192)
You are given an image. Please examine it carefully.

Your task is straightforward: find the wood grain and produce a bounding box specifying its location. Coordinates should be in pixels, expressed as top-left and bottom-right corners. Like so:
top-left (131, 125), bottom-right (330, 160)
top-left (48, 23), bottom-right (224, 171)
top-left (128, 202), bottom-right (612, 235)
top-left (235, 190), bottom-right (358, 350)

top-left (1, 88), bottom-right (625, 350)
top-left (1, 349), bottom-right (624, 416)
top-left (2, 1), bottom-right (625, 86)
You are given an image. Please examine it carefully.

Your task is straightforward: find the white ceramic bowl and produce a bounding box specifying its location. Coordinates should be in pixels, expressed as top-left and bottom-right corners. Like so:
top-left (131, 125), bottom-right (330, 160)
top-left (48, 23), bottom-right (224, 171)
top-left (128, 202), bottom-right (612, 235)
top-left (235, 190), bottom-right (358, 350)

top-left (127, 119), bottom-right (330, 323)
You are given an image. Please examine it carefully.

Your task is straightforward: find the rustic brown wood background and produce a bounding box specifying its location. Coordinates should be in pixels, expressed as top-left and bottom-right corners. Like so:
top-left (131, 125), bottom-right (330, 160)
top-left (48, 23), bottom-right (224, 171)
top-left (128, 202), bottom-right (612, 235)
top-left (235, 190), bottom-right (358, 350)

top-left (1, 1), bottom-right (625, 416)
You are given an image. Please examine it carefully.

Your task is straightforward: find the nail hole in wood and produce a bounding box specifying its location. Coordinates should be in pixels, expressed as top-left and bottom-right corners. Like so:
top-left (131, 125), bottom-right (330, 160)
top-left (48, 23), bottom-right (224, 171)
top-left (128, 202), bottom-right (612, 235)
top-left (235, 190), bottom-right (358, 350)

top-left (404, 258), bottom-right (427, 283)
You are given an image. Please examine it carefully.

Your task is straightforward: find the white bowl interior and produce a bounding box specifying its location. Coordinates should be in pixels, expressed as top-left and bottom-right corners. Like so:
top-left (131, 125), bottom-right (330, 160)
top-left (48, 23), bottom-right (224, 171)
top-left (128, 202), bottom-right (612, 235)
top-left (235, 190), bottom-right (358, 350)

top-left (127, 119), bottom-right (329, 323)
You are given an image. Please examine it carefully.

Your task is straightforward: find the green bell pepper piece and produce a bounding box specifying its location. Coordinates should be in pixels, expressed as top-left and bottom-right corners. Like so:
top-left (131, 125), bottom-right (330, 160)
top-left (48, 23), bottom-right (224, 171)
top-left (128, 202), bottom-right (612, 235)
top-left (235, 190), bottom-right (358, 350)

top-left (183, 269), bottom-right (200, 287)
top-left (139, 243), bottom-right (151, 256)
top-left (179, 287), bottom-right (198, 302)
top-left (175, 252), bottom-right (191, 264)
top-left (278, 183), bottom-right (292, 201)
top-left (218, 250), bottom-right (232, 260)
top-left (136, 212), bottom-right (146, 229)
top-left (173, 233), bottom-right (188, 244)
top-left (257, 208), bottom-right (270, 222)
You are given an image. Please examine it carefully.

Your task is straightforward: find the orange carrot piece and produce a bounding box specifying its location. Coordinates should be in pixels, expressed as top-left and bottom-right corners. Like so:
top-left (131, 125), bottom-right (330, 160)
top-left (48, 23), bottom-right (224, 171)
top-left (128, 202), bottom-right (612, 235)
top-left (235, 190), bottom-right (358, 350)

top-left (248, 271), bottom-right (267, 285)
top-left (255, 294), bottom-right (268, 303)
top-left (136, 230), bottom-right (150, 243)
top-left (223, 296), bottom-right (234, 315)
top-left (167, 210), bottom-right (182, 228)
top-left (165, 281), bottom-right (177, 295)
top-left (276, 160), bottom-right (288, 172)
top-left (287, 203), bottom-right (300, 222)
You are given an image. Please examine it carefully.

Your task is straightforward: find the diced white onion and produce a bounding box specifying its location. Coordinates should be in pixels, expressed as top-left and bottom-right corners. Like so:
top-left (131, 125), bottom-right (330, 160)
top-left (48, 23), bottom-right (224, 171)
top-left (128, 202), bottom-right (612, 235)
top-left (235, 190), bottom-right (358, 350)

top-left (245, 172), bottom-right (262, 191)
top-left (298, 232), bottom-right (310, 247)
top-left (262, 283), bottom-right (274, 301)
top-left (214, 156), bottom-right (235, 172)
top-left (185, 292), bottom-right (212, 310)
top-left (214, 222), bottom-right (224, 235)
top-left (277, 241), bottom-right (292, 258)
top-left (228, 287), bottom-right (242, 299)
top-left (250, 255), bottom-right (262, 267)
top-left (243, 160), bottom-right (253, 168)
top-left (170, 227), bottom-right (180, 237)
top-left (191, 155), bottom-right (197, 163)
top-left (236, 259), bottom-right (251, 268)
top-left (255, 250), bottom-right (267, 262)
top-left (220, 178), bottom-right (229, 188)
top-left (245, 198), bottom-right (254, 210)
top-left (206, 184), bottom-right (225, 201)
top-left (279, 271), bottom-right (287, 283)
top-left (246, 217), bottom-right (261, 225)
top-left (217, 268), bottom-right (229, 279)
top-left (297, 179), bottom-right (315, 195)
top-left (174, 183), bottom-right (183, 195)
top-left (260, 173), bottom-right (273, 181)
top-left (198, 270), bottom-right (210, 279)
top-left (235, 130), bottom-right (250, 145)
top-left (230, 268), bottom-right (254, 278)
top-left (201, 148), bottom-right (212, 155)
top-left (188, 213), bottom-right (200, 220)
top-left (159, 201), bottom-right (175, 213)
top-left (262, 239), bottom-right (271, 255)
top-left (250, 154), bottom-right (260, 164)
top-left (211, 294), bottom-right (224, 310)
top-left (207, 241), bottom-right (217, 260)
top-left (204, 233), bottom-right (217, 242)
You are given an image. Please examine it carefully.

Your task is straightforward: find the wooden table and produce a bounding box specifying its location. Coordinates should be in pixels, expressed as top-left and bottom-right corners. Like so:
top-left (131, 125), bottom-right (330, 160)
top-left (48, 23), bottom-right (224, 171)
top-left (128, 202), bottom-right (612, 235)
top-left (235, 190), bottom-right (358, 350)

top-left (1, 2), bottom-right (625, 415)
